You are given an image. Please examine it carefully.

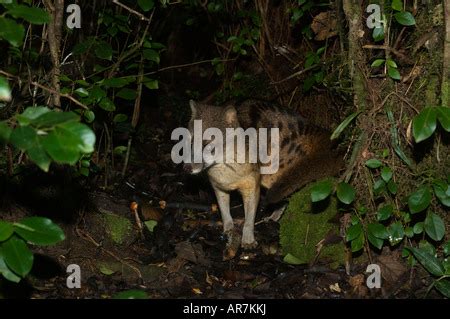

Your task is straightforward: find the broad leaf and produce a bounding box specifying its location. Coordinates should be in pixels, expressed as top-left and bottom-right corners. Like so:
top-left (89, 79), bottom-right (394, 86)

top-left (435, 279), bottom-right (450, 298)
top-left (371, 59), bottom-right (385, 67)
top-left (346, 223), bottom-right (362, 242)
top-left (0, 251), bottom-right (21, 283)
top-left (394, 11), bottom-right (416, 26)
top-left (137, 0), bottom-right (154, 12)
top-left (387, 222), bottom-right (404, 246)
top-left (433, 181), bottom-right (450, 207)
top-left (424, 212), bottom-right (445, 241)
top-left (406, 247), bottom-right (444, 277)
top-left (0, 121), bottom-right (12, 142)
top-left (336, 182), bottom-right (355, 204)
top-left (413, 107), bottom-right (437, 143)
top-left (0, 17), bottom-right (25, 47)
top-left (408, 186), bottom-right (431, 214)
top-left (1, 236), bottom-right (33, 277)
top-left (6, 5), bottom-right (51, 24)
top-left (365, 158), bottom-right (382, 169)
top-left (377, 204), bottom-right (393, 221)
top-left (0, 221), bottom-right (14, 241)
top-left (310, 180), bottom-right (333, 202)
top-left (368, 223), bottom-right (389, 239)
top-left (14, 217), bottom-right (65, 246)
top-left (381, 166), bottom-right (393, 182)
top-left (437, 106), bottom-right (450, 132)
top-left (94, 41), bottom-right (113, 60)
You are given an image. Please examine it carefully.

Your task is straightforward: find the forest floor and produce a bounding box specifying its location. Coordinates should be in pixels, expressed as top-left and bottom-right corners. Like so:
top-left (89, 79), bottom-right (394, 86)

top-left (0, 103), bottom-right (439, 299)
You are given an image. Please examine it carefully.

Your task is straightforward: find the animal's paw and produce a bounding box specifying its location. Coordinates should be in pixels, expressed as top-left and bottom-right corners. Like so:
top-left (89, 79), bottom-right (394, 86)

top-left (223, 229), bottom-right (241, 261)
top-left (241, 240), bottom-right (258, 250)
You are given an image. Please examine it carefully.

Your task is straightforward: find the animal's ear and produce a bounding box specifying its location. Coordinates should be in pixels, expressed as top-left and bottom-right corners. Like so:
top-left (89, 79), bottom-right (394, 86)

top-left (224, 105), bottom-right (238, 125)
top-left (189, 100), bottom-right (197, 119)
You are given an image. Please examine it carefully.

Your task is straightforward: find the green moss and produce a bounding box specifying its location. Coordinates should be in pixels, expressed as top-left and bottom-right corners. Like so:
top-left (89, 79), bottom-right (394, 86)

top-left (279, 179), bottom-right (345, 268)
top-left (103, 212), bottom-right (132, 245)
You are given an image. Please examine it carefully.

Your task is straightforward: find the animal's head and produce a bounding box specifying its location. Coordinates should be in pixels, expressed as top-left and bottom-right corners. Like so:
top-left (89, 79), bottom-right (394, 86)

top-left (183, 100), bottom-right (239, 174)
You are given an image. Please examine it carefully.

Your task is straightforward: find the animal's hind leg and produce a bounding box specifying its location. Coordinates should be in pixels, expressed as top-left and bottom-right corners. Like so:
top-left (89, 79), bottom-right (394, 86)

top-left (240, 183), bottom-right (260, 249)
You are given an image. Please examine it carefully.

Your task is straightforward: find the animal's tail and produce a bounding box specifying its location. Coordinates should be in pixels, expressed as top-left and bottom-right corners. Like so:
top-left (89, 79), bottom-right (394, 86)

top-left (263, 148), bottom-right (344, 205)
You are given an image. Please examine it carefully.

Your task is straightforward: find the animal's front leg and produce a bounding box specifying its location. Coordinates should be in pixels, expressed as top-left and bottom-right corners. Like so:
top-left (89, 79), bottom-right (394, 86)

top-left (213, 186), bottom-right (240, 260)
top-left (240, 184), bottom-right (260, 249)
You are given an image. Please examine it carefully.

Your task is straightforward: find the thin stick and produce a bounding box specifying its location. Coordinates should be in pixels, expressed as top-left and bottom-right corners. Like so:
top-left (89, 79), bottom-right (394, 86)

top-left (0, 70), bottom-right (88, 110)
top-left (270, 64), bottom-right (321, 85)
top-left (112, 0), bottom-right (152, 21)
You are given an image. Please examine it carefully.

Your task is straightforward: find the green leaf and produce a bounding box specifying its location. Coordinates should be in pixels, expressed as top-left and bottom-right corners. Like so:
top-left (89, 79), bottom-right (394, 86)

top-left (0, 76), bottom-right (12, 101)
top-left (433, 181), bottom-right (450, 207)
top-left (9, 126), bottom-right (37, 150)
top-left (405, 226), bottom-right (414, 238)
top-left (336, 182), bottom-right (356, 204)
top-left (0, 251), bottom-right (21, 283)
top-left (143, 49), bottom-right (160, 64)
top-left (435, 279), bottom-right (450, 298)
top-left (113, 146), bottom-right (127, 155)
top-left (367, 232), bottom-right (384, 250)
top-left (443, 241), bottom-right (450, 257)
top-left (137, 0), bottom-right (154, 11)
top-left (381, 166), bottom-right (393, 182)
top-left (408, 186), bottom-right (432, 214)
top-left (392, 0), bottom-right (403, 11)
top-left (89, 86), bottom-right (107, 102)
top-left (424, 212), bottom-right (445, 241)
top-left (406, 247), bottom-right (444, 276)
top-left (386, 59), bottom-right (398, 68)
top-left (419, 239), bottom-right (436, 256)
top-left (0, 221), bottom-right (14, 241)
top-left (351, 232), bottom-right (365, 252)
top-left (371, 59), bottom-right (385, 67)
top-left (143, 79), bottom-right (158, 90)
top-left (387, 179), bottom-right (398, 195)
top-left (14, 217), bottom-right (65, 246)
top-left (113, 114), bottom-right (128, 123)
top-left (94, 41), bottom-right (113, 60)
top-left (32, 111), bottom-right (79, 128)
top-left (387, 65), bottom-right (401, 80)
top-left (41, 123), bottom-right (95, 164)
top-left (16, 106), bottom-right (50, 125)
top-left (365, 158), bottom-right (382, 169)
top-left (368, 223), bottom-right (389, 239)
top-left (0, 17), bottom-right (25, 47)
top-left (1, 236), bottom-right (33, 277)
top-left (27, 139), bottom-right (52, 172)
top-left (373, 179), bottom-right (386, 196)
top-left (144, 220), bottom-right (157, 233)
top-left (413, 222), bottom-right (424, 234)
top-left (437, 107), bottom-right (450, 132)
top-left (310, 179), bottom-right (333, 202)
top-left (99, 97), bottom-right (116, 111)
top-left (84, 110), bottom-right (95, 123)
top-left (116, 88), bottom-right (137, 100)
top-left (394, 11), bottom-right (416, 26)
top-left (6, 4), bottom-right (51, 24)
top-left (0, 121), bottom-right (12, 143)
top-left (74, 88), bottom-right (89, 97)
top-left (377, 204), bottom-right (393, 221)
top-left (102, 78), bottom-right (128, 88)
top-left (413, 107), bottom-right (438, 142)
top-left (346, 223), bottom-right (362, 242)
top-left (283, 253), bottom-right (303, 265)
top-left (330, 111), bottom-right (361, 140)
top-left (113, 290), bottom-right (149, 299)
top-left (387, 222), bottom-right (404, 246)
top-left (372, 26), bottom-right (384, 42)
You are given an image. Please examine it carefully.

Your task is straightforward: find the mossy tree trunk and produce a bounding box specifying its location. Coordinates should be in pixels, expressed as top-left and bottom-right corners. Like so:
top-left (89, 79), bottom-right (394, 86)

top-left (443, 0), bottom-right (450, 106)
